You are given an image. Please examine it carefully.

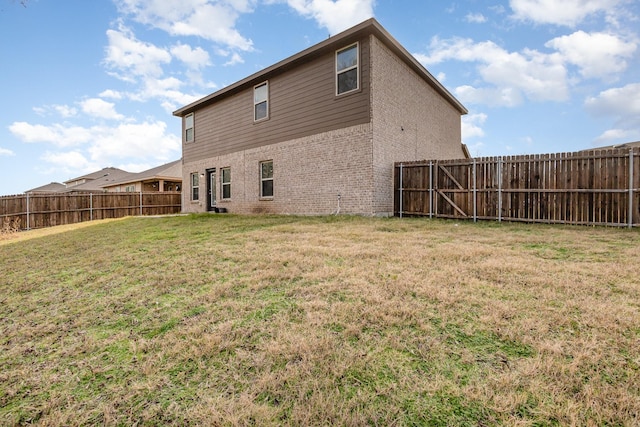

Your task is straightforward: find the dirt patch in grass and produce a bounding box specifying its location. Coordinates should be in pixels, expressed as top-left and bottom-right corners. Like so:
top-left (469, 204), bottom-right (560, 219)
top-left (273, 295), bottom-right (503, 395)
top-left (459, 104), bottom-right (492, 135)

top-left (1, 215), bottom-right (638, 425)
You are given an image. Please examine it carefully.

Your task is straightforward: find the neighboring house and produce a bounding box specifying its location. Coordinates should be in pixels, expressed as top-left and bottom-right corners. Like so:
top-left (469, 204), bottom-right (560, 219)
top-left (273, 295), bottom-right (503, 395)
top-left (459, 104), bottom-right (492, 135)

top-left (62, 167), bottom-right (132, 193)
top-left (24, 162), bottom-right (182, 194)
top-left (102, 160), bottom-right (182, 193)
top-left (26, 182), bottom-right (67, 193)
top-left (173, 18), bottom-right (468, 216)
top-left (584, 141), bottom-right (640, 151)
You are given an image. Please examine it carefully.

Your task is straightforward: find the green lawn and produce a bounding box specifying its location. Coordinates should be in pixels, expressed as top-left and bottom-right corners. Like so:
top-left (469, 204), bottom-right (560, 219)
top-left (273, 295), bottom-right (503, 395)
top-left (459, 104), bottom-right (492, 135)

top-left (1, 215), bottom-right (639, 426)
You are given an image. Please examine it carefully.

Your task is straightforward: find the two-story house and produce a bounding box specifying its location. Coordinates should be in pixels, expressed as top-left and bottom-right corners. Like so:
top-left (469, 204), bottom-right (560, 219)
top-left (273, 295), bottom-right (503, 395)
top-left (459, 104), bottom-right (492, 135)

top-left (173, 18), bottom-right (468, 216)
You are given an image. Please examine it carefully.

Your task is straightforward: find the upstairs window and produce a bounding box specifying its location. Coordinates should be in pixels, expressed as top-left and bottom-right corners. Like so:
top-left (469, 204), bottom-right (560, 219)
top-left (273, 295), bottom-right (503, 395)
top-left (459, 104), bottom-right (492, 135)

top-left (254, 82), bottom-right (269, 121)
top-left (260, 160), bottom-right (273, 198)
top-left (185, 113), bottom-right (194, 142)
top-left (221, 168), bottom-right (231, 200)
top-left (336, 43), bottom-right (359, 95)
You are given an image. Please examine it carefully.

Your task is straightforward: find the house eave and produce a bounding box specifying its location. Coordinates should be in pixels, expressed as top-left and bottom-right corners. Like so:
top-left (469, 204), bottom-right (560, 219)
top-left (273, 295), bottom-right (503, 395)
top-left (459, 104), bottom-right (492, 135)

top-left (104, 173), bottom-right (183, 187)
top-left (173, 18), bottom-right (467, 117)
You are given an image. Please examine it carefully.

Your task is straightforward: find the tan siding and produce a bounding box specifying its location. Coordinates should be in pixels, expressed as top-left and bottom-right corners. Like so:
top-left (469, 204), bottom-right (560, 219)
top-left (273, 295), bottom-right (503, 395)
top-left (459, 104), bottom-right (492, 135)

top-left (184, 37), bottom-right (371, 163)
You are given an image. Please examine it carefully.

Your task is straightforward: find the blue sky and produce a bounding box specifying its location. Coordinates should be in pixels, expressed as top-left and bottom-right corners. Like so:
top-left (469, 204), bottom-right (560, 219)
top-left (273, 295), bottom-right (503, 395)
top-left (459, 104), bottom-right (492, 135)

top-left (1, 0), bottom-right (639, 196)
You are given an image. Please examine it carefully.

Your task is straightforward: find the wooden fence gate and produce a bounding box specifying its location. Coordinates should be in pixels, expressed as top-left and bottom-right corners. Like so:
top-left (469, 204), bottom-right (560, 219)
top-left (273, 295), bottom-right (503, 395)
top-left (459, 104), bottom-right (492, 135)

top-left (395, 148), bottom-right (640, 227)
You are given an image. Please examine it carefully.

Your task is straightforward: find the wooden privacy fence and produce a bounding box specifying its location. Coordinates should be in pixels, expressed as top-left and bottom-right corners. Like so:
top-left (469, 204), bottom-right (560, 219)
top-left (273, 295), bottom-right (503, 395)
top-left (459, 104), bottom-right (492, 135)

top-left (0, 192), bottom-right (182, 231)
top-left (395, 148), bottom-right (640, 227)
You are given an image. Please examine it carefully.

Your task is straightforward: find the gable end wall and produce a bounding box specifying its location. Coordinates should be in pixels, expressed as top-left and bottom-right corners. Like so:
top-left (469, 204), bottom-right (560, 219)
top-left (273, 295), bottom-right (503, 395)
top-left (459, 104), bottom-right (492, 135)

top-left (370, 34), bottom-right (464, 214)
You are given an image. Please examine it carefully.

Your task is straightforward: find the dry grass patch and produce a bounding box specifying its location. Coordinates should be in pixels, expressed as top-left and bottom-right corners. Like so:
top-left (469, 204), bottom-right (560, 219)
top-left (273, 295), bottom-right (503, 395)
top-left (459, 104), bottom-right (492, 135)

top-left (0, 217), bottom-right (127, 245)
top-left (1, 215), bottom-right (639, 425)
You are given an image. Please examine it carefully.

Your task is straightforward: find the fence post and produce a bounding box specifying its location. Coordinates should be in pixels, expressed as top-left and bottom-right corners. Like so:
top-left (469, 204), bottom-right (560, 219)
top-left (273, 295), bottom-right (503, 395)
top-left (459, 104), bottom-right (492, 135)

top-left (473, 159), bottom-right (477, 223)
top-left (140, 191), bottom-right (143, 216)
top-left (90, 193), bottom-right (93, 221)
top-left (429, 161), bottom-right (433, 218)
top-left (498, 157), bottom-right (503, 223)
top-left (629, 149), bottom-right (634, 229)
top-left (399, 164), bottom-right (403, 218)
top-left (26, 192), bottom-right (30, 230)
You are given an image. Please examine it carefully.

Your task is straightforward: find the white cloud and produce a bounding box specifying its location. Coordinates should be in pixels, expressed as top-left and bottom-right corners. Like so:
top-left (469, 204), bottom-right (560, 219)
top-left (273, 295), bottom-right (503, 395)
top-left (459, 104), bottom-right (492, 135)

top-left (80, 98), bottom-right (125, 120)
top-left (137, 77), bottom-right (204, 110)
top-left (465, 13), bottom-right (487, 23)
top-left (10, 120), bottom-right (180, 163)
top-left (99, 89), bottom-right (124, 100)
top-left (592, 128), bottom-right (640, 146)
top-left (586, 83), bottom-right (640, 145)
top-left (104, 24), bottom-right (172, 81)
top-left (462, 113), bottom-right (487, 142)
top-left (55, 105), bottom-right (78, 118)
top-left (115, 0), bottom-right (196, 24)
top-left (170, 43), bottom-right (211, 69)
top-left (32, 104), bottom-right (78, 118)
top-left (585, 83), bottom-right (640, 119)
top-left (103, 76), bottom-right (203, 113)
top-left (509, 0), bottom-right (624, 26)
top-left (455, 86), bottom-right (523, 108)
top-left (139, 76), bottom-right (184, 98)
top-left (14, 120), bottom-right (181, 175)
top-left (9, 122), bottom-right (93, 147)
top-left (171, 3), bottom-right (254, 50)
top-left (0, 147), bottom-right (15, 156)
top-left (224, 52), bottom-right (244, 66)
top-left (101, 23), bottom-right (211, 108)
top-left (546, 31), bottom-right (637, 79)
top-left (114, 0), bottom-right (254, 51)
top-left (285, 0), bottom-right (374, 35)
top-left (417, 30), bottom-right (636, 108)
top-left (418, 37), bottom-right (568, 106)
top-left (41, 151), bottom-right (96, 173)
top-left (87, 121), bottom-right (180, 162)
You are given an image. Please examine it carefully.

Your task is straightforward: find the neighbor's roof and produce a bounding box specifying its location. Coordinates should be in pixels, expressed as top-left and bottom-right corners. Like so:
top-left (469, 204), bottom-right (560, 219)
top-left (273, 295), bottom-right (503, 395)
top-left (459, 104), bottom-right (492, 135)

top-left (26, 182), bottom-right (66, 193)
top-left (104, 160), bottom-right (182, 187)
top-left (173, 18), bottom-right (467, 117)
top-left (62, 168), bottom-right (133, 192)
top-left (64, 167), bottom-right (130, 185)
top-left (590, 141), bottom-right (640, 150)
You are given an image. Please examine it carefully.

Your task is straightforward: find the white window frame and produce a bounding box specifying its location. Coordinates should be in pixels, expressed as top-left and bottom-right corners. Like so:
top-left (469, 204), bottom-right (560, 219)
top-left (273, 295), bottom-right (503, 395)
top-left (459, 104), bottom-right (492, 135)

top-left (190, 172), bottom-right (199, 201)
top-left (254, 81), bottom-right (269, 122)
top-left (221, 167), bottom-right (231, 200)
top-left (185, 113), bottom-right (194, 142)
top-left (125, 185), bottom-right (135, 192)
top-left (260, 160), bottom-right (273, 199)
top-left (336, 43), bottom-right (359, 96)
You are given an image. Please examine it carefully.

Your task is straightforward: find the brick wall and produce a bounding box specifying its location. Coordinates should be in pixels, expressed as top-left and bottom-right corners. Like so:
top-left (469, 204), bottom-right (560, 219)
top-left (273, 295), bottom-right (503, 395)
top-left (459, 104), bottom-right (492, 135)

top-left (182, 123), bottom-right (375, 215)
top-left (370, 35), bottom-right (465, 214)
